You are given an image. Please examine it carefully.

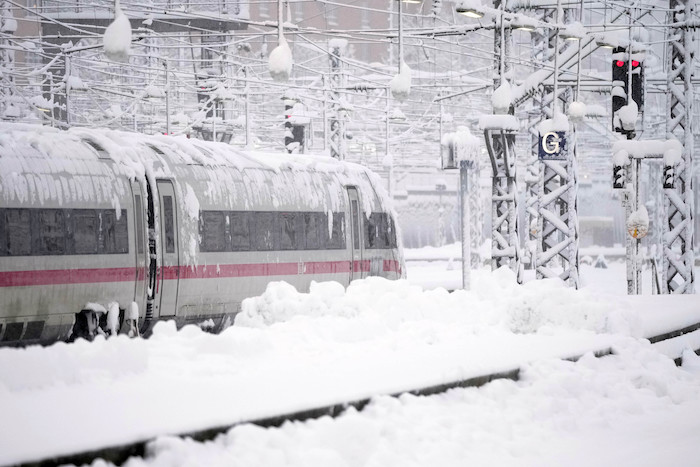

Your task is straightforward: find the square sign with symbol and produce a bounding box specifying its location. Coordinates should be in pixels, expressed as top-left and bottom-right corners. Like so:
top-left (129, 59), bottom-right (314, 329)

top-left (538, 131), bottom-right (568, 161)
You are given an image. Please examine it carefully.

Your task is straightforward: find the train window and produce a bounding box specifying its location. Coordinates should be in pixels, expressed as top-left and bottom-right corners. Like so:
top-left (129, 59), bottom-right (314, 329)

top-left (134, 195), bottom-right (145, 255)
top-left (200, 211), bottom-right (228, 252)
top-left (162, 196), bottom-right (175, 254)
top-left (350, 201), bottom-right (360, 250)
top-left (147, 144), bottom-right (165, 156)
top-left (366, 212), bottom-right (397, 250)
top-left (387, 215), bottom-right (398, 249)
top-left (101, 210), bottom-right (128, 254)
top-left (279, 212), bottom-right (304, 251)
top-left (34, 209), bottom-right (66, 255)
top-left (326, 212), bottom-right (346, 250)
top-left (230, 212), bottom-right (251, 251)
top-left (252, 212), bottom-right (278, 251)
top-left (3, 209), bottom-right (31, 256)
top-left (83, 140), bottom-right (110, 159)
top-left (71, 210), bottom-right (98, 254)
top-left (304, 212), bottom-right (323, 250)
top-left (365, 212), bottom-right (382, 249)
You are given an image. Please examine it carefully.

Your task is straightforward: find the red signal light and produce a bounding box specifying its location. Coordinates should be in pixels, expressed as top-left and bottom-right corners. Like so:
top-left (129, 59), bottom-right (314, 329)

top-left (615, 60), bottom-right (625, 67)
top-left (631, 60), bottom-right (640, 67)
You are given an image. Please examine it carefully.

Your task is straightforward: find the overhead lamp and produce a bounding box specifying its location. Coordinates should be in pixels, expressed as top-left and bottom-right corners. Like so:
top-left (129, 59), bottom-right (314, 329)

top-left (560, 22), bottom-right (585, 41)
top-left (595, 39), bottom-right (615, 49)
top-left (457, 6), bottom-right (484, 18)
top-left (510, 19), bottom-right (537, 32)
top-left (456, 1), bottom-right (485, 18)
top-left (396, 0), bottom-right (422, 3)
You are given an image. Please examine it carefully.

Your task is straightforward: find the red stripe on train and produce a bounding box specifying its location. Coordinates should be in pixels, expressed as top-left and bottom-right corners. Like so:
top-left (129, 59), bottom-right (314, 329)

top-left (0, 267), bottom-right (138, 287)
top-left (0, 259), bottom-right (399, 287)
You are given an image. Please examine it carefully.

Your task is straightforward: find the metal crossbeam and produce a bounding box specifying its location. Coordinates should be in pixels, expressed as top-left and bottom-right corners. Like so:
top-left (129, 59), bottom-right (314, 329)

top-left (664, 0), bottom-right (695, 294)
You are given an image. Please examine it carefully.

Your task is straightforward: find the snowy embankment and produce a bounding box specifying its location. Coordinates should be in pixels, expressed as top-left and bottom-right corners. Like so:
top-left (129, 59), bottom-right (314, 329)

top-left (0, 266), bottom-right (699, 465)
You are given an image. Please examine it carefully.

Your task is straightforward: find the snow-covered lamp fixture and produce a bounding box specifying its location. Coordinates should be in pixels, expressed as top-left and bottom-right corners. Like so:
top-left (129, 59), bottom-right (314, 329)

top-left (595, 35), bottom-right (616, 49)
top-left (510, 16), bottom-right (538, 32)
top-left (103, 0), bottom-right (132, 62)
top-left (560, 22), bottom-right (585, 41)
top-left (396, 0), bottom-right (422, 3)
top-left (456, 0), bottom-right (484, 18)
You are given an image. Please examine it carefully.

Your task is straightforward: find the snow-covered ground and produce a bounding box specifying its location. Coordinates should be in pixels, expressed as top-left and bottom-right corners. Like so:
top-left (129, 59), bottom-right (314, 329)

top-left (0, 251), bottom-right (699, 466)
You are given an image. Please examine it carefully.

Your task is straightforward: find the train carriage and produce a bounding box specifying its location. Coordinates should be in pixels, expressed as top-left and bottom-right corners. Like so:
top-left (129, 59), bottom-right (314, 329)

top-left (0, 123), bottom-right (403, 345)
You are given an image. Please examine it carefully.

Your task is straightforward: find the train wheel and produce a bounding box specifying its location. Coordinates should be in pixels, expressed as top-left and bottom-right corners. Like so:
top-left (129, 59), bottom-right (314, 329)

top-left (67, 310), bottom-right (99, 342)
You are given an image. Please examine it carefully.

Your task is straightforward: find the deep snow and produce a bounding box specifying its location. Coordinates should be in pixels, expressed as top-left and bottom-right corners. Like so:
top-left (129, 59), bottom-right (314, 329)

top-left (0, 256), bottom-right (698, 466)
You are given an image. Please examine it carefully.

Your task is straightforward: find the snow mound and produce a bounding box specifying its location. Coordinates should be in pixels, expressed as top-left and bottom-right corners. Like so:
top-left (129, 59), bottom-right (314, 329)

top-left (236, 269), bottom-right (642, 337)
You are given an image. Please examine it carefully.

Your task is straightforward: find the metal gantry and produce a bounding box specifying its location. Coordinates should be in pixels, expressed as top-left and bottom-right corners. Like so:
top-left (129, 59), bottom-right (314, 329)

top-left (533, 4), bottom-right (580, 289)
top-left (484, 1), bottom-right (522, 282)
top-left (664, 0), bottom-right (696, 294)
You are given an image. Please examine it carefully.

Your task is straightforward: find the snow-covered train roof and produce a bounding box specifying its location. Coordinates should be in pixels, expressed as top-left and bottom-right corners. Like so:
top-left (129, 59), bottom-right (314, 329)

top-left (0, 123), bottom-right (392, 216)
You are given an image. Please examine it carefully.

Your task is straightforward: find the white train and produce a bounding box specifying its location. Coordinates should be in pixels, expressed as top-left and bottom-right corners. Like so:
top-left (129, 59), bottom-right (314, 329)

top-left (0, 123), bottom-right (403, 345)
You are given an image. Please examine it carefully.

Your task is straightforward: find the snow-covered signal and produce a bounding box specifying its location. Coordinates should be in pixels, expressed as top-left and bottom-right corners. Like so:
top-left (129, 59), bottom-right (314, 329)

top-left (611, 47), bottom-right (644, 133)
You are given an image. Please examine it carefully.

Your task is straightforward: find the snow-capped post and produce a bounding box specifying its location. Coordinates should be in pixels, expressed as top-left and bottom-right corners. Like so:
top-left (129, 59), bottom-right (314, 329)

top-left (441, 126), bottom-right (480, 290)
top-left (268, 0), bottom-right (292, 82)
top-left (103, 0), bottom-right (131, 62)
top-left (460, 159), bottom-right (473, 290)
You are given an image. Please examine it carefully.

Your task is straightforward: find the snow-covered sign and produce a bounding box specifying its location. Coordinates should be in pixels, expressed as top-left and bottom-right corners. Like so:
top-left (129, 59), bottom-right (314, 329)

top-left (103, 0), bottom-right (132, 62)
top-left (627, 206), bottom-right (649, 239)
top-left (269, 38), bottom-right (293, 82)
top-left (537, 115), bottom-right (569, 161)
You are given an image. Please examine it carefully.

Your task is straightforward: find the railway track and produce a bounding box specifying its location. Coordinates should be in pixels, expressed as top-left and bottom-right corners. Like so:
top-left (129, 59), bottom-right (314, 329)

top-left (15, 323), bottom-right (700, 467)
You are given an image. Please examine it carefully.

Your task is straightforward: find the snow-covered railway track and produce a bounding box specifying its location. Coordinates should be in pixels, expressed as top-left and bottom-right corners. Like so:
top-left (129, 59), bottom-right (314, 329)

top-left (11, 328), bottom-right (700, 467)
top-left (14, 348), bottom-right (619, 467)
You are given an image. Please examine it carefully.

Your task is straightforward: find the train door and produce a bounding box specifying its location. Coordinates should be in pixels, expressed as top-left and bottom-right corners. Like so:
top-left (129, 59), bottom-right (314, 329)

top-left (347, 187), bottom-right (364, 282)
top-left (157, 180), bottom-right (179, 317)
top-left (131, 180), bottom-right (148, 308)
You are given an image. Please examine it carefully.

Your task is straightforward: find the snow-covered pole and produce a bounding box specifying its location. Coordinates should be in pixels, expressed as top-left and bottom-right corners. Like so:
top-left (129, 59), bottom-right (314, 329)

top-left (277, 0), bottom-right (284, 45)
top-left (551, 0), bottom-right (561, 116)
top-left (64, 55), bottom-right (71, 126)
top-left (460, 159), bottom-right (472, 290)
top-left (398, 0), bottom-right (404, 72)
top-left (164, 59), bottom-right (171, 136)
top-left (244, 66), bottom-right (251, 148)
top-left (574, 0), bottom-right (583, 101)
